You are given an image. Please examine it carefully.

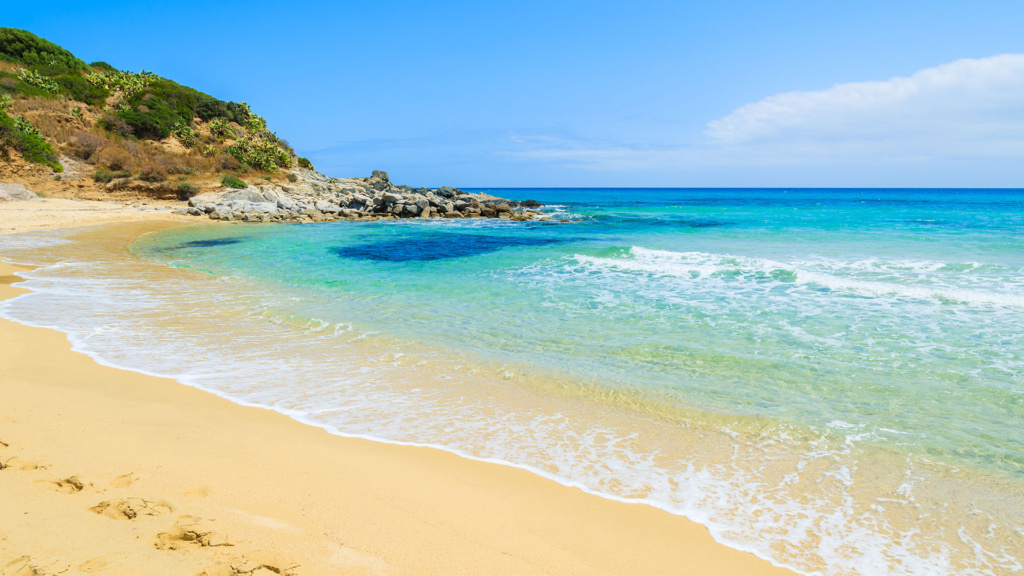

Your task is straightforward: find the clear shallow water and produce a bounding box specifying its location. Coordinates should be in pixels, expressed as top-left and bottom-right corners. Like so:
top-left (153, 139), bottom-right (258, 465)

top-left (3, 188), bottom-right (1024, 575)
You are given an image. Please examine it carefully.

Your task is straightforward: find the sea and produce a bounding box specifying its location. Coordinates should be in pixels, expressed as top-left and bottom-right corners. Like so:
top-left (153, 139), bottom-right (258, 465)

top-left (2, 188), bottom-right (1023, 575)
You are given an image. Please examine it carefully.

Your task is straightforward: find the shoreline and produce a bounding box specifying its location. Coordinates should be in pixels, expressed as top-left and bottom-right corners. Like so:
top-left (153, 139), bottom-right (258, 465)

top-left (0, 217), bottom-right (799, 575)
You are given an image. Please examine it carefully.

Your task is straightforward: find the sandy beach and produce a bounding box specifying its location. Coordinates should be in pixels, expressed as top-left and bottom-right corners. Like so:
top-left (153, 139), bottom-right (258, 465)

top-left (0, 200), bottom-right (797, 576)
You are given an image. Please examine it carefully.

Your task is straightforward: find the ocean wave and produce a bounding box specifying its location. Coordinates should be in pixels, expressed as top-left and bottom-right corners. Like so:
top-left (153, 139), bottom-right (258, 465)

top-left (570, 247), bottom-right (1024, 308)
top-left (3, 226), bottom-right (1023, 576)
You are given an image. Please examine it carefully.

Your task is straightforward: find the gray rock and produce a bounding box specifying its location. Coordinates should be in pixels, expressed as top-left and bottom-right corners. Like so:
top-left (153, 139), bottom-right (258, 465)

top-left (382, 191), bottom-right (401, 203)
top-left (187, 207), bottom-right (202, 216)
top-left (0, 182), bottom-right (38, 201)
top-left (222, 189), bottom-right (266, 203)
top-left (251, 202), bottom-right (279, 214)
top-left (371, 170), bottom-right (389, 182)
top-left (314, 200), bottom-right (340, 213)
top-left (277, 198), bottom-right (297, 211)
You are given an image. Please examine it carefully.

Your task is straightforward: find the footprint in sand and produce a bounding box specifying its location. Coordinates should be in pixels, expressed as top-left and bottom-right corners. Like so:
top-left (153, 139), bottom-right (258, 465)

top-left (89, 497), bottom-right (173, 520)
top-left (155, 516), bottom-right (233, 550)
top-left (37, 475), bottom-right (88, 493)
top-left (0, 458), bottom-right (47, 472)
top-left (77, 552), bottom-right (130, 573)
top-left (198, 555), bottom-right (300, 576)
top-left (108, 472), bottom-right (138, 488)
top-left (2, 556), bottom-right (69, 576)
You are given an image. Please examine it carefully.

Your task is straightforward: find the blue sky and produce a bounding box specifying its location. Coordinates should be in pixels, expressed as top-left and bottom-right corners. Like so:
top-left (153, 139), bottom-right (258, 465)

top-left (6, 1), bottom-right (1024, 186)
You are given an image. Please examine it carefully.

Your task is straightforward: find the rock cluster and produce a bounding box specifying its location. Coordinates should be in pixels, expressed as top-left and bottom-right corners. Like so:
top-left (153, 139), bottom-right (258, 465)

top-left (175, 170), bottom-right (545, 223)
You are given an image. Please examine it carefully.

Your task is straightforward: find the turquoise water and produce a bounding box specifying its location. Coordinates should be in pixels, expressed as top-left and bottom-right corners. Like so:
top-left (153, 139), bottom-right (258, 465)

top-left (3, 188), bottom-right (1024, 575)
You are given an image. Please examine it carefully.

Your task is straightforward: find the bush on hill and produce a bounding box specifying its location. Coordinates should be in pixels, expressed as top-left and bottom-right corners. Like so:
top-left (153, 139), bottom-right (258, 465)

top-left (137, 164), bottom-right (167, 182)
top-left (0, 109), bottom-right (62, 171)
top-left (221, 174), bottom-right (246, 189)
top-left (0, 28), bottom-right (86, 70)
top-left (88, 61), bottom-right (117, 73)
top-left (55, 74), bottom-right (109, 106)
top-left (176, 182), bottom-right (199, 200)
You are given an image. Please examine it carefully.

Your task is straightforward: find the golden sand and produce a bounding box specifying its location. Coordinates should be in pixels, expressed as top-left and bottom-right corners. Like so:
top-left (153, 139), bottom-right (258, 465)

top-left (0, 210), bottom-right (798, 575)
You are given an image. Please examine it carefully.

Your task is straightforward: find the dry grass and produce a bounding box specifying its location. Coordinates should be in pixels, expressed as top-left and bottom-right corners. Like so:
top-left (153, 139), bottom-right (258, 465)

top-left (0, 61), bottom-right (26, 73)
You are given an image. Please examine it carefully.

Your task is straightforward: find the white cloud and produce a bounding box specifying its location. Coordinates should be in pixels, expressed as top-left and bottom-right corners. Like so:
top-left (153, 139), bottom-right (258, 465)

top-left (504, 55), bottom-right (1024, 180)
top-left (706, 54), bottom-right (1024, 155)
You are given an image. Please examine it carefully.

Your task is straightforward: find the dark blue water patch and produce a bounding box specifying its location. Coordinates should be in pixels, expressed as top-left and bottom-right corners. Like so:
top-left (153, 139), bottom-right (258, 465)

top-left (174, 238), bottom-right (245, 249)
top-left (332, 234), bottom-right (567, 261)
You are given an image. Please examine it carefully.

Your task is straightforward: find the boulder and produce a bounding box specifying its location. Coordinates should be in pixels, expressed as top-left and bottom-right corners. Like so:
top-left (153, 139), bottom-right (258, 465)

top-left (222, 188), bottom-right (267, 203)
top-left (0, 182), bottom-right (38, 201)
top-left (370, 170), bottom-right (389, 182)
top-left (277, 197), bottom-right (297, 211)
top-left (315, 200), bottom-right (341, 213)
top-left (251, 202), bottom-right (279, 214)
top-left (189, 192), bottom-right (224, 207)
top-left (382, 191), bottom-right (402, 203)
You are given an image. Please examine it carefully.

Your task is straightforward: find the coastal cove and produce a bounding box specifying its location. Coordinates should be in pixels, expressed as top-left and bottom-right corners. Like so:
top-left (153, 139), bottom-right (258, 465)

top-left (2, 187), bottom-right (1023, 576)
top-left (0, 227), bottom-right (795, 576)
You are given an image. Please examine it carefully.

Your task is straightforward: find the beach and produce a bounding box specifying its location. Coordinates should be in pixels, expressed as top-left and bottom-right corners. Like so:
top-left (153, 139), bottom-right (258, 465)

top-left (0, 200), bottom-right (797, 575)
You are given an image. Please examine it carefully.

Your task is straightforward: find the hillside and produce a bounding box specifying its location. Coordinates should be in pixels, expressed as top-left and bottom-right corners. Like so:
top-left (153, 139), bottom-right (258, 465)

top-left (0, 27), bottom-right (315, 202)
top-left (0, 28), bottom-right (543, 223)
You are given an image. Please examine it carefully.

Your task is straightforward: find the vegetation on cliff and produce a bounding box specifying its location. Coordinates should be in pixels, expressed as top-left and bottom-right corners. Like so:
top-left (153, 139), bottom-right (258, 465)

top-left (0, 27), bottom-right (312, 187)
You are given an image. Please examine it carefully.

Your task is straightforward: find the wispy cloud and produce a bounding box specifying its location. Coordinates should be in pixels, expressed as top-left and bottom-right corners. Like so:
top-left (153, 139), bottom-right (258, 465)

top-left (505, 54), bottom-right (1024, 172)
top-left (706, 54), bottom-right (1024, 151)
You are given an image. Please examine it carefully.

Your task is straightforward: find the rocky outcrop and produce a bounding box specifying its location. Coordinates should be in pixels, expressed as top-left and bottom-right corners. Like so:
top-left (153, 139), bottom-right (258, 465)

top-left (0, 181), bottom-right (39, 201)
top-left (175, 170), bottom-right (546, 223)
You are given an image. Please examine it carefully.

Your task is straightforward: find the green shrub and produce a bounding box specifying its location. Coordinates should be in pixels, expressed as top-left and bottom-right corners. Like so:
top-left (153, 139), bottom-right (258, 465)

top-left (114, 105), bottom-right (177, 139)
top-left (207, 116), bottom-right (231, 138)
top-left (286, 172), bottom-right (298, 183)
top-left (55, 74), bottom-right (109, 106)
top-left (89, 61), bottom-right (117, 73)
top-left (176, 182), bottom-right (200, 200)
top-left (85, 69), bottom-right (154, 98)
top-left (0, 94), bottom-right (10, 111)
top-left (0, 109), bottom-right (62, 171)
top-left (93, 169), bottom-right (115, 183)
top-left (0, 74), bottom-right (53, 99)
top-left (221, 174), bottom-right (246, 189)
top-left (226, 134), bottom-right (292, 172)
top-left (17, 69), bottom-right (58, 93)
top-left (137, 164), bottom-right (167, 182)
top-left (297, 157), bottom-right (313, 170)
top-left (171, 121), bottom-right (197, 148)
top-left (0, 28), bottom-right (86, 70)
top-left (244, 113), bottom-right (267, 134)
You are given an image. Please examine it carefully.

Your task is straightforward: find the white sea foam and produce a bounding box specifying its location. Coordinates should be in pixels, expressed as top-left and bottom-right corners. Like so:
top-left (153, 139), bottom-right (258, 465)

top-left (571, 247), bottom-right (1024, 308)
top-left (1, 232), bottom-right (1022, 576)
